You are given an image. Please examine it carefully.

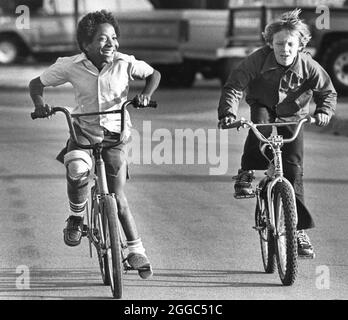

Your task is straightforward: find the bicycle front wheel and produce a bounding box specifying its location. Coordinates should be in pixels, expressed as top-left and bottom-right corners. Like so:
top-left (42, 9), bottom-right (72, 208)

top-left (101, 195), bottom-right (123, 299)
top-left (273, 182), bottom-right (298, 286)
top-left (90, 186), bottom-right (110, 286)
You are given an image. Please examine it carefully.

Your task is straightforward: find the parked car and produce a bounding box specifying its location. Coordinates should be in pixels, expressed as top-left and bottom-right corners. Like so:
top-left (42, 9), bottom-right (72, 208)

top-left (0, 0), bottom-right (228, 87)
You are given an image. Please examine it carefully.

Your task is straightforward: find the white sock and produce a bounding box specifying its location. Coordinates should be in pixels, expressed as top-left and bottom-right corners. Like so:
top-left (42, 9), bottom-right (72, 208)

top-left (127, 238), bottom-right (146, 255)
top-left (69, 200), bottom-right (87, 217)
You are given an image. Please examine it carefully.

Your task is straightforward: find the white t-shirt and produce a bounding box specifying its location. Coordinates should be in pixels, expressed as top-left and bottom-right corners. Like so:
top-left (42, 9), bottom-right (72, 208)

top-left (40, 52), bottom-right (154, 142)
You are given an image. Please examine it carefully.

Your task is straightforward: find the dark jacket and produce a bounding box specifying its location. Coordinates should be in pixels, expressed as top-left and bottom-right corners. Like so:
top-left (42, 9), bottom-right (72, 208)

top-left (218, 46), bottom-right (337, 121)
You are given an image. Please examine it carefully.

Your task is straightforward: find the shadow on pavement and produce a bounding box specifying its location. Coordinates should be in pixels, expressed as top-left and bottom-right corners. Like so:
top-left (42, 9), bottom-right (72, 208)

top-left (0, 267), bottom-right (113, 300)
top-left (0, 266), bottom-right (281, 300)
top-left (125, 268), bottom-right (282, 288)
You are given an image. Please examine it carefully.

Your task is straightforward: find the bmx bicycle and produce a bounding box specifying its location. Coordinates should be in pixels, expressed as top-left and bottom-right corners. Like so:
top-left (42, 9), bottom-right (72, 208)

top-left (31, 98), bottom-right (157, 298)
top-left (220, 115), bottom-right (316, 286)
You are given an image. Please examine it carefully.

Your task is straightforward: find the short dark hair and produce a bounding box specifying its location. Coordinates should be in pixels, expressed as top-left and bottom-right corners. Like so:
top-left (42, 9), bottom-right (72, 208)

top-left (77, 10), bottom-right (120, 53)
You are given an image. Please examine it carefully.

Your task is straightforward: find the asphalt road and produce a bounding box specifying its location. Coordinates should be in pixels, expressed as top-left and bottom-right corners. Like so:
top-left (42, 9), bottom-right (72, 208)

top-left (0, 82), bottom-right (347, 301)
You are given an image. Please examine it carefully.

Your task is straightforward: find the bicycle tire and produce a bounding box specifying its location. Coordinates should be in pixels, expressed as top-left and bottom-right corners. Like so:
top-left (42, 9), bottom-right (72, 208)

top-left (255, 197), bottom-right (276, 274)
top-left (273, 182), bottom-right (298, 286)
top-left (101, 195), bottom-right (123, 299)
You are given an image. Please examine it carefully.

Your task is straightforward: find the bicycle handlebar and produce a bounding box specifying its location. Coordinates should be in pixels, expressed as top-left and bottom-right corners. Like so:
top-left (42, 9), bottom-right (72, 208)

top-left (31, 99), bottom-right (157, 149)
top-left (219, 115), bottom-right (316, 144)
top-left (30, 99), bottom-right (157, 120)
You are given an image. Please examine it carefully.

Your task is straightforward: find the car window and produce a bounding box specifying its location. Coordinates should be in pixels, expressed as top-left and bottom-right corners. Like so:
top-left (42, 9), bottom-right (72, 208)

top-left (50, 0), bottom-right (153, 15)
top-left (80, 0), bottom-right (153, 13)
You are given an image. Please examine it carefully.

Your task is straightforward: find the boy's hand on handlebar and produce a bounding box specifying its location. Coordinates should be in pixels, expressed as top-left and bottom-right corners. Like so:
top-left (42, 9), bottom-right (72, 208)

top-left (33, 104), bottom-right (52, 118)
top-left (134, 94), bottom-right (151, 108)
top-left (315, 113), bottom-right (330, 127)
top-left (218, 115), bottom-right (236, 129)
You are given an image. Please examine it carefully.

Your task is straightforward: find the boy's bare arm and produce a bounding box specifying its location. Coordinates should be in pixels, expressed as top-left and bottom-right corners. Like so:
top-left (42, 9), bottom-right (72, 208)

top-left (134, 69), bottom-right (161, 106)
top-left (29, 77), bottom-right (45, 106)
top-left (29, 77), bottom-right (50, 117)
top-left (141, 69), bottom-right (161, 97)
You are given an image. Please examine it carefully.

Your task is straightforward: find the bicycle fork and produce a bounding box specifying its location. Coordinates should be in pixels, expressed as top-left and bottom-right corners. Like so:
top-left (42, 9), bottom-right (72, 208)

top-left (256, 142), bottom-right (298, 237)
top-left (86, 148), bottom-right (115, 258)
top-left (93, 149), bottom-right (130, 271)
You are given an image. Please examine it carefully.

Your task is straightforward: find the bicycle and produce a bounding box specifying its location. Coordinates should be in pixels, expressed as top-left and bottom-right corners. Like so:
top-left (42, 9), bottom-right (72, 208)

top-left (220, 115), bottom-right (316, 286)
top-left (31, 98), bottom-right (157, 298)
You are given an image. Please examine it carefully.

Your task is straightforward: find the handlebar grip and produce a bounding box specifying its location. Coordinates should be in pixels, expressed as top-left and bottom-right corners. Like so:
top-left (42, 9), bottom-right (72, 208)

top-left (148, 100), bottom-right (157, 108)
top-left (31, 109), bottom-right (54, 120)
top-left (31, 111), bottom-right (51, 120)
top-left (309, 116), bottom-right (317, 124)
top-left (31, 105), bottom-right (54, 120)
top-left (219, 120), bottom-right (243, 129)
top-left (133, 100), bottom-right (157, 109)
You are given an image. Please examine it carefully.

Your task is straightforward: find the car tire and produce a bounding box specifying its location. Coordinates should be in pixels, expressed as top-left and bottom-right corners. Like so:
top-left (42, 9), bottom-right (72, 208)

top-left (322, 39), bottom-right (348, 96)
top-left (0, 36), bottom-right (26, 65)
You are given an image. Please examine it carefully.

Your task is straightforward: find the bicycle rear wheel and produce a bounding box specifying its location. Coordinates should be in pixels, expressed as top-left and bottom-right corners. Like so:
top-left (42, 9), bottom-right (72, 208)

top-left (101, 195), bottom-right (123, 299)
top-left (273, 182), bottom-right (298, 286)
top-left (255, 196), bottom-right (275, 273)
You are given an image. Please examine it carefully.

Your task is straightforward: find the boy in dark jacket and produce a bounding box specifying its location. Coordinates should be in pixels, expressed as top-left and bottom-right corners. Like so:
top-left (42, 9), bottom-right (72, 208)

top-left (218, 9), bottom-right (337, 258)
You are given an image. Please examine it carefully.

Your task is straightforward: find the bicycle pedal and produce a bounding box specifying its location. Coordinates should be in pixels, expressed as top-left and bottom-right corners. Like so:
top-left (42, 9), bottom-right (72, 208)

top-left (124, 263), bottom-right (134, 271)
top-left (125, 266), bottom-right (133, 271)
top-left (122, 258), bottom-right (133, 270)
top-left (234, 192), bottom-right (256, 199)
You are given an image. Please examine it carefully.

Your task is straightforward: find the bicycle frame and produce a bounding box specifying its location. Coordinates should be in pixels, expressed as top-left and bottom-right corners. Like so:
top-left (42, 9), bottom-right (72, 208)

top-left (31, 99), bottom-right (156, 296)
top-left (47, 103), bottom-right (132, 254)
top-left (257, 168), bottom-right (297, 234)
top-left (221, 115), bottom-right (315, 234)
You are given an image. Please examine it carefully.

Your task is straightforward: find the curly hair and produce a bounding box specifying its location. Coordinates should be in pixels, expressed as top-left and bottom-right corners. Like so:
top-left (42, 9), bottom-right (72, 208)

top-left (262, 9), bottom-right (312, 50)
top-left (77, 10), bottom-right (120, 53)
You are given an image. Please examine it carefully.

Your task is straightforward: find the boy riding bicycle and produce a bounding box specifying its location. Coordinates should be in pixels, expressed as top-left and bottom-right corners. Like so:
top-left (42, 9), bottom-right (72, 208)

top-left (29, 10), bottom-right (161, 279)
top-left (218, 9), bottom-right (337, 258)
